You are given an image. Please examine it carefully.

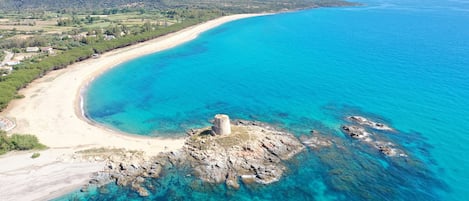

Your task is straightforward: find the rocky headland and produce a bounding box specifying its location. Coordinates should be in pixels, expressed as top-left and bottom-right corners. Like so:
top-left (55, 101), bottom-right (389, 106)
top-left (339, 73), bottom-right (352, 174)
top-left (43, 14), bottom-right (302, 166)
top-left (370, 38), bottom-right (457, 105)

top-left (182, 119), bottom-right (305, 188)
top-left (79, 114), bottom-right (305, 196)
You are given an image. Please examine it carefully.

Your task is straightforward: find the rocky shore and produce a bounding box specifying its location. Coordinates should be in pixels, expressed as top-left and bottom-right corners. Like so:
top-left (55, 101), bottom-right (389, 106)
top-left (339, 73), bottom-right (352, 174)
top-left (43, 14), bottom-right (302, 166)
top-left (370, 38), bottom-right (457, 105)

top-left (75, 148), bottom-right (161, 197)
top-left (80, 115), bottom-right (305, 196)
top-left (74, 114), bottom-right (414, 198)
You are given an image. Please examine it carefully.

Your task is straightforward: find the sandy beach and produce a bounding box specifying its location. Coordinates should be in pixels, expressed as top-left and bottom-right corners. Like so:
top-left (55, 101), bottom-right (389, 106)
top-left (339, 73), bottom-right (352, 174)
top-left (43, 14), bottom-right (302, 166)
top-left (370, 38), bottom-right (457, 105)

top-left (0, 13), bottom-right (266, 201)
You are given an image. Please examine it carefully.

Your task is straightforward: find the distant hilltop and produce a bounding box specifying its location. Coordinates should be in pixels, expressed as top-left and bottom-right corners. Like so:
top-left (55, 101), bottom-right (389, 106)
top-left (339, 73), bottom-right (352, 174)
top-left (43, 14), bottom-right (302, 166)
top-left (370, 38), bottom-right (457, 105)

top-left (0, 0), bottom-right (355, 12)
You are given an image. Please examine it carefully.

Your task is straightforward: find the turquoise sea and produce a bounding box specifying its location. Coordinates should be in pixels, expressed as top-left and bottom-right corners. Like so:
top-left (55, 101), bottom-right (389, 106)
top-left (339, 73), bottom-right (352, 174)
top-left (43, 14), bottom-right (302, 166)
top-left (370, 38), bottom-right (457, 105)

top-left (62, 0), bottom-right (469, 200)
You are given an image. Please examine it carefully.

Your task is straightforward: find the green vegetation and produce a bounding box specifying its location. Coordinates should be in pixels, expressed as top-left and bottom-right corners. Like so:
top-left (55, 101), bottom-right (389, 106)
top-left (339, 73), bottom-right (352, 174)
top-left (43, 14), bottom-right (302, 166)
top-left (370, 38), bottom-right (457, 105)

top-left (0, 0), bottom-right (352, 12)
top-left (214, 126), bottom-right (253, 147)
top-left (190, 126), bottom-right (255, 149)
top-left (31, 152), bottom-right (40, 158)
top-left (0, 131), bottom-right (47, 155)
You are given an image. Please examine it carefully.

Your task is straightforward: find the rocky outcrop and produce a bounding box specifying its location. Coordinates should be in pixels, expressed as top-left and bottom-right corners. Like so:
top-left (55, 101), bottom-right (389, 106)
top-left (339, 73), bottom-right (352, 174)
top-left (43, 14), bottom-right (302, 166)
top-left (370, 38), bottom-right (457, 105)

top-left (341, 125), bottom-right (373, 142)
top-left (342, 115), bottom-right (406, 157)
top-left (76, 149), bottom-right (162, 197)
top-left (82, 119), bottom-right (305, 195)
top-left (347, 116), bottom-right (394, 131)
top-left (341, 125), bottom-right (407, 157)
top-left (300, 130), bottom-right (333, 149)
top-left (183, 119), bottom-right (305, 188)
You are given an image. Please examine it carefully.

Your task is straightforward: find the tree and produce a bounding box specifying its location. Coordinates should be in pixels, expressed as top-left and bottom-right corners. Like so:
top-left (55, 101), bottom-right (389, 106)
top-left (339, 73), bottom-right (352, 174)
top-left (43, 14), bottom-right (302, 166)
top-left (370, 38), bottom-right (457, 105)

top-left (0, 132), bottom-right (13, 155)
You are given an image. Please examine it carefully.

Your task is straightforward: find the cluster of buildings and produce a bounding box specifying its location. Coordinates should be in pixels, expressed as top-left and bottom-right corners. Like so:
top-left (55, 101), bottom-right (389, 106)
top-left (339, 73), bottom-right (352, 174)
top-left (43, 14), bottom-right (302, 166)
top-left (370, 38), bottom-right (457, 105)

top-left (0, 47), bottom-right (55, 76)
top-left (25, 46), bottom-right (54, 54)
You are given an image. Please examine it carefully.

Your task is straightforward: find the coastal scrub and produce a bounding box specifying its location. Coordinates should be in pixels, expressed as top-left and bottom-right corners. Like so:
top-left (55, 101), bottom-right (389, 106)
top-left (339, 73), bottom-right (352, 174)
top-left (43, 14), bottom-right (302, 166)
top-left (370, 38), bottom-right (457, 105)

top-left (0, 131), bottom-right (47, 155)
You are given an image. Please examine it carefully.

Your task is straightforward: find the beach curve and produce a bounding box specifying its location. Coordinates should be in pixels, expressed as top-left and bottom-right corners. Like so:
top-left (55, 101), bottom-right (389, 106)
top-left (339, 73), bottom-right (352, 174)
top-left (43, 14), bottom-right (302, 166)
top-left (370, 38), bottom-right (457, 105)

top-left (0, 13), bottom-right (267, 201)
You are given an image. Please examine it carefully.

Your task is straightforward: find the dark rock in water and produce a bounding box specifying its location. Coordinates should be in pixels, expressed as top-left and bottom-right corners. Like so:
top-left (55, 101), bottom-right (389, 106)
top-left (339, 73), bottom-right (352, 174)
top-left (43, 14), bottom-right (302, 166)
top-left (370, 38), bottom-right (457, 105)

top-left (341, 125), bottom-right (406, 157)
top-left (310, 130), bottom-right (320, 135)
top-left (80, 184), bottom-right (89, 192)
top-left (347, 116), bottom-right (394, 131)
top-left (374, 141), bottom-right (407, 157)
top-left (341, 125), bottom-right (373, 142)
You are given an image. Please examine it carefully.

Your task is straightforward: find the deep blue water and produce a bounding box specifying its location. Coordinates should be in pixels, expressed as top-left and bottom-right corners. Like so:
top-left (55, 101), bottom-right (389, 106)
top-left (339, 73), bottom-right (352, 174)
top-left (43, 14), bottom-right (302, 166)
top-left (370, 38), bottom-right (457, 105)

top-left (64, 0), bottom-right (469, 200)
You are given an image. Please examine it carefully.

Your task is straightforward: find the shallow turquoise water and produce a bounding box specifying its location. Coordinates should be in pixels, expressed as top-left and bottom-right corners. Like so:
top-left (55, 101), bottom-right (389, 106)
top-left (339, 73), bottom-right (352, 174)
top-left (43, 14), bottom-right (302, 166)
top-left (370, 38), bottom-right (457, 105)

top-left (73, 0), bottom-right (469, 200)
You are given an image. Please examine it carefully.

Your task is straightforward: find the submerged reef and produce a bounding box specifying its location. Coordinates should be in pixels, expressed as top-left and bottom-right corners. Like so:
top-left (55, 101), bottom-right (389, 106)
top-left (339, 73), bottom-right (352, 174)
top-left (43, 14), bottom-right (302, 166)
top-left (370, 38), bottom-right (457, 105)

top-left (300, 114), bottom-right (446, 201)
top-left (342, 116), bottom-right (406, 157)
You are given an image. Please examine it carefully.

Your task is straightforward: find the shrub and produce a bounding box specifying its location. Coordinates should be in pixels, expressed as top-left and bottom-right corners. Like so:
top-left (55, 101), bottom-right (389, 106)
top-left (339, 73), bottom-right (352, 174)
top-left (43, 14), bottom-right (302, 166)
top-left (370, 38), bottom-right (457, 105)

top-left (14, 94), bottom-right (25, 99)
top-left (10, 134), bottom-right (46, 150)
top-left (31, 152), bottom-right (40, 158)
top-left (0, 132), bottom-right (47, 155)
top-left (0, 132), bottom-right (13, 155)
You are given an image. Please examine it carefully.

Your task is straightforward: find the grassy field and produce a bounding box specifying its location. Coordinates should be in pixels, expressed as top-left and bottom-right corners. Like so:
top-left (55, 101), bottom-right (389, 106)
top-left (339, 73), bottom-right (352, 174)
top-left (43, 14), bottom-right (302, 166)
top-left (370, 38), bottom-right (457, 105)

top-left (0, 11), bottom-right (174, 34)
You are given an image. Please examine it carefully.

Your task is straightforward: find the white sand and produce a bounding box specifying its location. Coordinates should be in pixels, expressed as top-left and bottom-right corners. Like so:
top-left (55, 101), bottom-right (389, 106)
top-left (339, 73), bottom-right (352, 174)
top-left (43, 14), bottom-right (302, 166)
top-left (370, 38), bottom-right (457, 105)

top-left (0, 149), bottom-right (105, 201)
top-left (0, 14), bottom-right (267, 201)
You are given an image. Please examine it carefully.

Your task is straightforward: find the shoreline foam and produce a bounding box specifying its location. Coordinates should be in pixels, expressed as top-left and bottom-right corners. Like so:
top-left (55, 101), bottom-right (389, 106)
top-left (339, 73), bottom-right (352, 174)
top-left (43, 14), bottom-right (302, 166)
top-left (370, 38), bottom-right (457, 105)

top-left (0, 13), bottom-right (268, 201)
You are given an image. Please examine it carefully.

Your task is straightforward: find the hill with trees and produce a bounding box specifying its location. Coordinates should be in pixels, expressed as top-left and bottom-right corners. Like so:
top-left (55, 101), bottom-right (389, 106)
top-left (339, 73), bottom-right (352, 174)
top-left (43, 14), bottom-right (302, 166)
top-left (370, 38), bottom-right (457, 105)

top-left (0, 0), bottom-right (352, 12)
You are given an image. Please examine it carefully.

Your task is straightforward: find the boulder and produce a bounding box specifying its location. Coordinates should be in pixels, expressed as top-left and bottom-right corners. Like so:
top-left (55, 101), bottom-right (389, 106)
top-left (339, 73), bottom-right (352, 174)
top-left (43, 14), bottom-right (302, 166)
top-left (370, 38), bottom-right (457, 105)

top-left (347, 116), bottom-right (394, 131)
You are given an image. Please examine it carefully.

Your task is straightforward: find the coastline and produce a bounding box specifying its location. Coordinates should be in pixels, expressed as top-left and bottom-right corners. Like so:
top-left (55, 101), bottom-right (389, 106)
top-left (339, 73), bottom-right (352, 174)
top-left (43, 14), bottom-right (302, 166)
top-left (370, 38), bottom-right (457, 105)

top-left (0, 13), bottom-right (268, 201)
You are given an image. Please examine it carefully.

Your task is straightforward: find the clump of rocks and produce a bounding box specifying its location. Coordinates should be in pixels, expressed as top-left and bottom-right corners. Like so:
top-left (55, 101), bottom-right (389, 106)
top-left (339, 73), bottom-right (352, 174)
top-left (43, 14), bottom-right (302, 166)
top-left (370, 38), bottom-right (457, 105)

top-left (77, 149), bottom-right (163, 197)
top-left (342, 116), bottom-right (407, 157)
top-left (347, 116), bottom-right (394, 131)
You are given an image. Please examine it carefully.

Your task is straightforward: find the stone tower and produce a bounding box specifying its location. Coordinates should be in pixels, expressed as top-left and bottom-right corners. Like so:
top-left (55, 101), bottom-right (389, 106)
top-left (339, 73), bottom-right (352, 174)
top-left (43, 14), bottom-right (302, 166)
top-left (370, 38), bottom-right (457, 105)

top-left (212, 114), bottom-right (231, 135)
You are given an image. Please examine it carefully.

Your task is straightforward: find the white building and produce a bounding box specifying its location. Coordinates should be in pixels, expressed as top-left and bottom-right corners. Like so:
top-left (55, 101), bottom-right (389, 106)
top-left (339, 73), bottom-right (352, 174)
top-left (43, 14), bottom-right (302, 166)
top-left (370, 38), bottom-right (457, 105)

top-left (5, 61), bottom-right (20, 66)
top-left (26, 47), bottom-right (40, 52)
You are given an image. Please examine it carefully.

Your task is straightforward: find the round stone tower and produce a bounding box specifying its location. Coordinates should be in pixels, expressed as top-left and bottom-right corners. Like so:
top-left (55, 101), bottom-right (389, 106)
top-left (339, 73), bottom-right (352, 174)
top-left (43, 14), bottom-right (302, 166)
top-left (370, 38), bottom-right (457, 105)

top-left (212, 114), bottom-right (231, 135)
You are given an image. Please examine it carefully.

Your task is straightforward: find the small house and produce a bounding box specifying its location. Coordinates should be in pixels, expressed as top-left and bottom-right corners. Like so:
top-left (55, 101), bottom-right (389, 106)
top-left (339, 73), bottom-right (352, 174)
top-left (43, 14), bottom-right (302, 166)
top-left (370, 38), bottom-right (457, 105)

top-left (41, 47), bottom-right (54, 54)
top-left (104, 35), bottom-right (116, 40)
top-left (26, 47), bottom-right (40, 52)
top-left (5, 61), bottom-right (20, 66)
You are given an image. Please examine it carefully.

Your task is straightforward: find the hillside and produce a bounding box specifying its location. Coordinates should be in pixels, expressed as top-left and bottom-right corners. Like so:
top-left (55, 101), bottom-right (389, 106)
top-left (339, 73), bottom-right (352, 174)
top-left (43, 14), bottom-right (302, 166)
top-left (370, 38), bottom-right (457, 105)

top-left (0, 0), bottom-right (353, 12)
